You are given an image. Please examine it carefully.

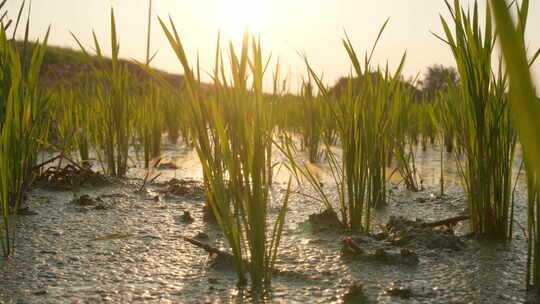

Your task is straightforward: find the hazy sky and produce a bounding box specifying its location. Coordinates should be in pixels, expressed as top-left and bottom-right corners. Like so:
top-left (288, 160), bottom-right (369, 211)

top-left (7, 0), bottom-right (540, 92)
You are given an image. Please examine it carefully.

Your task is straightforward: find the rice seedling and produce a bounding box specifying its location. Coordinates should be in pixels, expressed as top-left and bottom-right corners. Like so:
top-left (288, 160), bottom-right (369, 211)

top-left (74, 91), bottom-right (91, 165)
top-left (527, 164), bottom-right (539, 289)
top-left (389, 82), bottom-right (421, 191)
top-left (159, 19), bottom-right (290, 288)
top-left (134, 82), bottom-right (163, 168)
top-left (299, 81), bottom-right (323, 163)
top-left (420, 64), bottom-right (459, 152)
top-left (0, 3), bottom-right (50, 256)
top-left (136, 0), bottom-right (164, 167)
top-left (162, 89), bottom-right (184, 144)
top-left (48, 87), bottom-right (91, 165)
top-left (488, 0), bottom-right (540, 289)
top-left (280, 22), bottom-right (406, 230)
top-left (428, 69), bottom-right (464, 197)
top-left (320, 98), bottom-right (339, 146)
top-left (48, 88), bottom-right (77, 155)
top-left (71, 9), bottom-right (135, 176)
top-left (437, 0), bottom-right (518, 239)
top-left (430, 96), bottom-right (448, 196)
top-left (334, 28), bottom-right (406, 214)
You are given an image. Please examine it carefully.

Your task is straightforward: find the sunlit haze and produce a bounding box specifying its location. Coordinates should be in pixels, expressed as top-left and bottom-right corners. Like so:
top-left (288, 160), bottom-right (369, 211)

top-left (218, 0), bottom-right (266, 38)
top-left (8, 0), bottom-right (540, 92)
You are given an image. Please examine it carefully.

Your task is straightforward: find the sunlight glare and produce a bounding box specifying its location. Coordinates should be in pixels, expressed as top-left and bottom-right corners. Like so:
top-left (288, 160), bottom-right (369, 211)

top-left (218, 0), bottom-right (265, 38)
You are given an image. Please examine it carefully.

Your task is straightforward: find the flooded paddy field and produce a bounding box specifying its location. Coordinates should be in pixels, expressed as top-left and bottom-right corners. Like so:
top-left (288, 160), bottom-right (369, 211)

top-left (0, 144), bottom-right (538, 304)
top-left (1, 0), bottom-right (539, 302)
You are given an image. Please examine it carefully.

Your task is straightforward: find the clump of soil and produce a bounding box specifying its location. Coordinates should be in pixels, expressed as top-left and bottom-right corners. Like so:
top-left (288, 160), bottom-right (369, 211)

top-left (180, 210), bottom-right (194, 223)
top-left (193, 231), bottom-right (210, 241)
top-left (183, 236), bottom-right (238, 271)
top-left (35, 164), bottom-right (108, 190)
top-left (156, 178), bottom-right (205, 199)
top-left (208, 251), bottom-right (239, 271)
top-left (17, 206), bottom-right (39, 216)
top-left (341, 237), bottom-right (419, 265)
top-left (386, 287), bottom-right (413, 299)
top-left (343, 283), bottom-right (367, 303)
top-left (383, 216), bottom-right (465, 251)
top-left (341, 237), bottom-right (364, 256)
top-left (70, 195), bottom-right (110, 210)
top-left (308, 208), bottom-right (343, 229)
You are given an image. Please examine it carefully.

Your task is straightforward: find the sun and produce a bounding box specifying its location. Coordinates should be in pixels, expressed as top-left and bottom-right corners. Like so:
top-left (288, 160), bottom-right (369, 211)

top-left (218, 0), bottom-right (265, 39)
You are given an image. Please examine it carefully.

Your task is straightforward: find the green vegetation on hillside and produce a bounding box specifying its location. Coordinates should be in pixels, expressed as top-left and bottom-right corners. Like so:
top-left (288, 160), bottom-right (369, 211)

top-left (13, 41), bottom-right (186, 89)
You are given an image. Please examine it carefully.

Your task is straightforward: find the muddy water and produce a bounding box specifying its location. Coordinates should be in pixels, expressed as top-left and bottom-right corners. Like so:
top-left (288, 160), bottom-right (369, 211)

top-left (0, 143), bottom-right (538, 303)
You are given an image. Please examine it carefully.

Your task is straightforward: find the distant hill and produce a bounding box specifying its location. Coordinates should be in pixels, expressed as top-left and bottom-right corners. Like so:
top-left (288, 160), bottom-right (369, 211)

top-left (14, 41), bottom-right (187, 89)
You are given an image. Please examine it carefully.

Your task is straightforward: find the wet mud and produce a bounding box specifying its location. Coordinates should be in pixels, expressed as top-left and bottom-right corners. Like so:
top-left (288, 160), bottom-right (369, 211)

top-left (0, 145), bottom-right (538, 303)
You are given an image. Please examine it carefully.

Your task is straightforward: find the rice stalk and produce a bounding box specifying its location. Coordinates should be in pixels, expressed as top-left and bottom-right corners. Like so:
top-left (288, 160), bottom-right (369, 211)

top-left (389, 81), bottom-right (421, 191)
top-left (437, 0), bottom-right (517, 239)
top-left (299, 80), bottom-right (323, 163)
top-left (71, 9), bottom-right (134, 176)
top-left (488, 0), bottom-right (540, 289)
top-left (0, 8), bottom-right (50, 256)
top-left (159, 18), bottom-right (290, 288)
top-left (280, 22), bottom-right (406, 230)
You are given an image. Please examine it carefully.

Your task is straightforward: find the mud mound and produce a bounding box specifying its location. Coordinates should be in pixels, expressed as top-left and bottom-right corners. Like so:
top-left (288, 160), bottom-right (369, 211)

top-left (383, 216), bottom-right (465, 251)
top-left (341, 237), bottom-right (420, 265)
top-left (156, 178), bottom-right (205, 199)
top-left (308, 208), bottom-right (343, 229)
top-left (35, 164), bottom-right (108, 190)
top-left (70, 194), bottom-right (112, 211)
